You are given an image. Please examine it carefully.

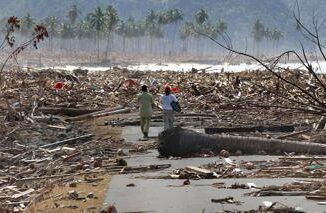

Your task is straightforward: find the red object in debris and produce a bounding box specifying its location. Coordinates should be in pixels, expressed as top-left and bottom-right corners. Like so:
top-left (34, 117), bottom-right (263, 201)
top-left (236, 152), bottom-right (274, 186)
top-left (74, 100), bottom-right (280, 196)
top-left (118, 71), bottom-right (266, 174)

top-left (171, 87), bottom-right (180, 93)
top-left (53, 82), bottom-right (65, 90)
top-left (123, 79), bottom-right (138, 88)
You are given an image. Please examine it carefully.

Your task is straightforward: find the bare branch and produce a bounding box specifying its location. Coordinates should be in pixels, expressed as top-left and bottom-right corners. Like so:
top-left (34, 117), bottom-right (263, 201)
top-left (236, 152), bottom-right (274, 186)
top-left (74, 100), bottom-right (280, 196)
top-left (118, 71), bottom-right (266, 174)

top-left (194, 29), bottom-right (326, 108)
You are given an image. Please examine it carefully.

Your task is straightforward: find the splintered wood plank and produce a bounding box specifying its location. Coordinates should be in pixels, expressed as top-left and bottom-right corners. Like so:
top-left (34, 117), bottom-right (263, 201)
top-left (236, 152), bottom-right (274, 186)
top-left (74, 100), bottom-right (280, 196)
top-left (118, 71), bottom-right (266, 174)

top-left (11, 188), bottom-right (35, 199)
top-left (186, 166), bottom-right (214, 178)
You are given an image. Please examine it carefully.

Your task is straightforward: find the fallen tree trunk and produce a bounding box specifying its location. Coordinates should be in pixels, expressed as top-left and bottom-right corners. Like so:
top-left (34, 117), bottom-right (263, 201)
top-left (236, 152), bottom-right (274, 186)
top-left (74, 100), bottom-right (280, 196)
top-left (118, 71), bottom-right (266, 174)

top-left (158, 127), bottom-right (326, 157)
top-left (205, 125), bottom-right (295, 134)
top-left (67, 106), bottom-right (129, 121)
top-left (37, 107), bottom-right (99, 117)
top-left (16, 107), bottom-right (100, 116)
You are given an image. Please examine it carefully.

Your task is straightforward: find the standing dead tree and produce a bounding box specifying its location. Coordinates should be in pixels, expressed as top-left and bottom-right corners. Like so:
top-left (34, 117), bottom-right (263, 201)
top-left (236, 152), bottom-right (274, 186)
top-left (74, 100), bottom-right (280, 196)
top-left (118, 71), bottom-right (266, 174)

top-left (193, 8), bottom-right (326, 116)
top-left (0, 16), bottom-right (48, 121)
top-left (0, 16), bottom-right (48, 83)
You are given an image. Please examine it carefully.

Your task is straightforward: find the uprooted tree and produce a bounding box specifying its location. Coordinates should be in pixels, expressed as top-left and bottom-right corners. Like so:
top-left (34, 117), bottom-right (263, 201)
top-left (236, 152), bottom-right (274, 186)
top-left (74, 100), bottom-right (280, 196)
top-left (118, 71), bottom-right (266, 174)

top-left (192, 8), bottom-right (326, 116)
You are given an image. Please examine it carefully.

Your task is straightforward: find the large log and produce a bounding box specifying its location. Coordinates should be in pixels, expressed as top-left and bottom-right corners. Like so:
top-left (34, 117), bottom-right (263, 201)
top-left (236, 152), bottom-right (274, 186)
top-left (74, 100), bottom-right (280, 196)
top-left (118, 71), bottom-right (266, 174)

top-left (158, 127), bottom-right (326, 157)
top-left (67, 106), bottom-right (129, 121)
top-left (205, 125), bottom-right (295, 134)
top-left (37, 107), bottom-right (99, 116)
top-left (16, 107), bottom-right (99, 117)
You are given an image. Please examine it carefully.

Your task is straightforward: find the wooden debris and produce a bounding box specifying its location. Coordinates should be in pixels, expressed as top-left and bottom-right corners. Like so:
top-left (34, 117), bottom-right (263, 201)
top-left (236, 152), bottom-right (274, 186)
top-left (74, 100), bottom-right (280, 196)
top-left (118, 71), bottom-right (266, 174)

top-left (205, 124), bottom-right (295, 134)
top-left (40, 134), bottom-right (94, 148)
top-left (185, 166), bottom-right (214, 178)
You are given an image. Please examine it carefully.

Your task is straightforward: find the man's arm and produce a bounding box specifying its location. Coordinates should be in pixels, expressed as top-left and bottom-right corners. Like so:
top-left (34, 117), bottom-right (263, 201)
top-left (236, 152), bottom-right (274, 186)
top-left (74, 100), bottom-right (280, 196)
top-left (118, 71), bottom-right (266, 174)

top-left (172, 94), bottom-right (178, 102)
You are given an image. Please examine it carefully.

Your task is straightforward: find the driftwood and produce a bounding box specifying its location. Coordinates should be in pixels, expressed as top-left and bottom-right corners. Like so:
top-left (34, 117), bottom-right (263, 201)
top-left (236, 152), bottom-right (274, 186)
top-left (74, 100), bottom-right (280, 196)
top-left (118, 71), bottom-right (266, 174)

top-left (40, 134), bottom-right (94, 149)
top-left (120, 164), bottom-right (171, 174)
top-left (67, 106), bottom-right (129, 121)
top-left (316, 116), bottom-right (326, 130)
top-left (205, 125), bottom-right (295, 134)
top-left (279, 156), bottom-right (326, 160)
top-left (276, 129), bottom-right (312, 139)
top-left (120, 113), bottom-right (216, 126)
top-left (158, 127), bottom-right (326, 157)
top-left (258, 191), bottom-right (308, 196)
top-left (14, 170), bottom-right (107, 182)
top-left (186, 166), bottom-right (214, 178)
top-left (37, 107), bottom-right (99, 116)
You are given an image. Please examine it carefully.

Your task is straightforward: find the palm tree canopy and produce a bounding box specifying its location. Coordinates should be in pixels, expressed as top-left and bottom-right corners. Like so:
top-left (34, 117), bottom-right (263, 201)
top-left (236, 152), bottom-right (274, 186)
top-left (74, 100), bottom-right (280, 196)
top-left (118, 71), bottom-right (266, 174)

top-left (252, 19), bottom-right (265, 43)
top-left (195, 9), bottom-right (209, 25)
top-left (105, 5), bottom-right (119, 32)
top-left (66, 4), bottom-right (80, 26)
top-left (21, 12), bottom-right (35, 34)
top-left (87, 7), bottom-right (106, 33)
top-left (44, 16), bottom-right (60, 36)
top-left (61, 23), bottom-right (75, 39)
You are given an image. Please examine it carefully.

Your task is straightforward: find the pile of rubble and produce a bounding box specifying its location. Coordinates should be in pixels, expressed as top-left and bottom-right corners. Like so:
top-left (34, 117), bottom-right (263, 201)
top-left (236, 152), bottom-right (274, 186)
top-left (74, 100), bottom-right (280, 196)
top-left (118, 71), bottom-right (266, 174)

top-left (0, 65), bottom-right (325, 211)
top-left (168, 155), bottom-right (326, 180)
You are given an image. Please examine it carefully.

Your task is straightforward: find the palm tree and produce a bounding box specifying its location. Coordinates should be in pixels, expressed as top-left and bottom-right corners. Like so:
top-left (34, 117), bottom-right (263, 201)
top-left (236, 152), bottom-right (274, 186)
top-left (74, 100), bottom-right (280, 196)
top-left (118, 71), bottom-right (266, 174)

top-left (104, 5), bottom-right (119, 60)
top-left (21, 12), bottom-right (35, 35)
top-left (61, 23), bottom-right (75, 39)
top-left (125, 17), bottom-right (145, 54)
top-left (44, 16), bottom-right (60, 51)
top-left (252, 19), bottom-right (265, 56)
top-left (193, 9), bottom-right (211, 55)
top-left (271, 29), bottom-right (284, 54)
top-left (66, 4), bottom-right (80, 26)
top-left (76, 20), bottom-right (93, 39)
top-left (87, 7), bottom-right (106, 61)
top-left (180, 22), bottom-right (193, 54)
top-left (145, 10), bottom-right (162, 53)
top-left (60, 22), bottom-right (75, 50)
top-left (217, 20), bottom-right (227, 34)
top-left (195, 9), bottom-right (209, 25)
top-left (116, 20), bottom-right (127, 54)
top-left (166, 9), bottom-right (184, 53)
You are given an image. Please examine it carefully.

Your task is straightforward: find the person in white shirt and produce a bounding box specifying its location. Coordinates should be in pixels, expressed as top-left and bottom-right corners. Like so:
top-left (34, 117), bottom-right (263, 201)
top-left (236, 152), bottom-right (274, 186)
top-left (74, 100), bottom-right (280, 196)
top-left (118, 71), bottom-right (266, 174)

top-left (161, 86), bottom-right (177, 130)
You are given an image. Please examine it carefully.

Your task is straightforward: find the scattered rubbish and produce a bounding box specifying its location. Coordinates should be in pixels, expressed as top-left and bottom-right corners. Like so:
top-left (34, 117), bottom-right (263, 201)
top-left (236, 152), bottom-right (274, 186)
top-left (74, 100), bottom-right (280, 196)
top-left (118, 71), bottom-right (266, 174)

top-left (211, 196), bottom-right (242, 205)
top-left (0, 66), bottom-right (325, 212)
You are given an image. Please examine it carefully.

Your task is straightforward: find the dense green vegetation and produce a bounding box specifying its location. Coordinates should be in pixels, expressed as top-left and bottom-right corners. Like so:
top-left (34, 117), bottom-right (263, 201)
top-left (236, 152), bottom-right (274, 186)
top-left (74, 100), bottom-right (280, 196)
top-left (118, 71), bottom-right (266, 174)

top-left (0, 0), bottom-right (324, 60)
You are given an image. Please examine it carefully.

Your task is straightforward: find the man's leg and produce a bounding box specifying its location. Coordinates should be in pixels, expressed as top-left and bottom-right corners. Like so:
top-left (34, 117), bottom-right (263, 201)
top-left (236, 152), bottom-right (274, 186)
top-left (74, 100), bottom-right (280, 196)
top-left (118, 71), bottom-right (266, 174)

top-left (140, 116), bottom-right (145, 135)
top-left (143, 116), bottom-right (151, 138)
top-left (170, 111), bottom-right (175, 128)
top-left (167, 110), bottom-right (174, 129)
top-left (163, 110), bottom-right (168, 130)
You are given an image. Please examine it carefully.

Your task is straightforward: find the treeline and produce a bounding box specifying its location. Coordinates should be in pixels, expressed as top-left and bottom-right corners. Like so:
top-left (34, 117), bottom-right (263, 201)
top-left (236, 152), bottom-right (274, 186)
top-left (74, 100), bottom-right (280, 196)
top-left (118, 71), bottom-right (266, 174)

top-left (1, 5), bottom-right (286, 61)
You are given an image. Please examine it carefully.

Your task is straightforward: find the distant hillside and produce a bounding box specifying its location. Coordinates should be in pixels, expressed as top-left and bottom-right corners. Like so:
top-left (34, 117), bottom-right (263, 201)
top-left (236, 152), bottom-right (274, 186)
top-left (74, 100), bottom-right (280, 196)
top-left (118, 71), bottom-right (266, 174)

top-left (0, 0), bottom-right (325, 56)
top-left (0, 0), bottom-right (324, 37)
top-left (0, 0), bottom-right (324, 25)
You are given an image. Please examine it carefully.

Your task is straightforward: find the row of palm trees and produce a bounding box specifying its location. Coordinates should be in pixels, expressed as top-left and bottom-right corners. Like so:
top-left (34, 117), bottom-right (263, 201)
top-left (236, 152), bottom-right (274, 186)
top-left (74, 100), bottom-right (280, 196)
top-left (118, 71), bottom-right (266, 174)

top-left (252, 19), bottom-right (284, 55)
top-left (4, 5), bottom-right (284, 60)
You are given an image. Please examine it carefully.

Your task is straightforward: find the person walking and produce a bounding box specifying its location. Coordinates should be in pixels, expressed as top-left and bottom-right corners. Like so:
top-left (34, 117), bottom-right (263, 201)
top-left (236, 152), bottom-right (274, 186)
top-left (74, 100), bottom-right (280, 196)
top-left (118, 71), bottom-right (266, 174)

top-left (137, 85), bottom-right (153, 138)
top-left (161, 86), bottom-right (178, 130)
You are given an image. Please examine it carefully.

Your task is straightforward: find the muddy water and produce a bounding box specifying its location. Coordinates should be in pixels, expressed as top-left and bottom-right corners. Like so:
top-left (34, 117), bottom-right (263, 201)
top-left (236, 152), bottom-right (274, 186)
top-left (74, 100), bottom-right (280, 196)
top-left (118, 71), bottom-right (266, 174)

top-left (104, 127), bottom-right (326, 213)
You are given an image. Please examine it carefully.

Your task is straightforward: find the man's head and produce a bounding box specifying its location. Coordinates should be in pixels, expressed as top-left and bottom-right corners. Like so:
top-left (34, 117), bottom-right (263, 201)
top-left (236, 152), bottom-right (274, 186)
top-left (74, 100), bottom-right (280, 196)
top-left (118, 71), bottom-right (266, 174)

top-left (141, 85), bottom-right (148, 92)
top-left (164, 86), bottom-right (171, 94)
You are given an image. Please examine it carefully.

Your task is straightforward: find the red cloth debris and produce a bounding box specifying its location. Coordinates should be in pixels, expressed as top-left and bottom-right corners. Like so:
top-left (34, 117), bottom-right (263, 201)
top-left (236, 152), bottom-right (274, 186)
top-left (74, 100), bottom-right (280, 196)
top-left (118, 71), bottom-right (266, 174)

top-left (161, 84), bottom-right (180, 93)
top-left (123, 79), bottom-right (138, 88)
top-left (53, 82), bottom-right (65, 90)
top-left (171, 87), bottom-right (180, 93)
